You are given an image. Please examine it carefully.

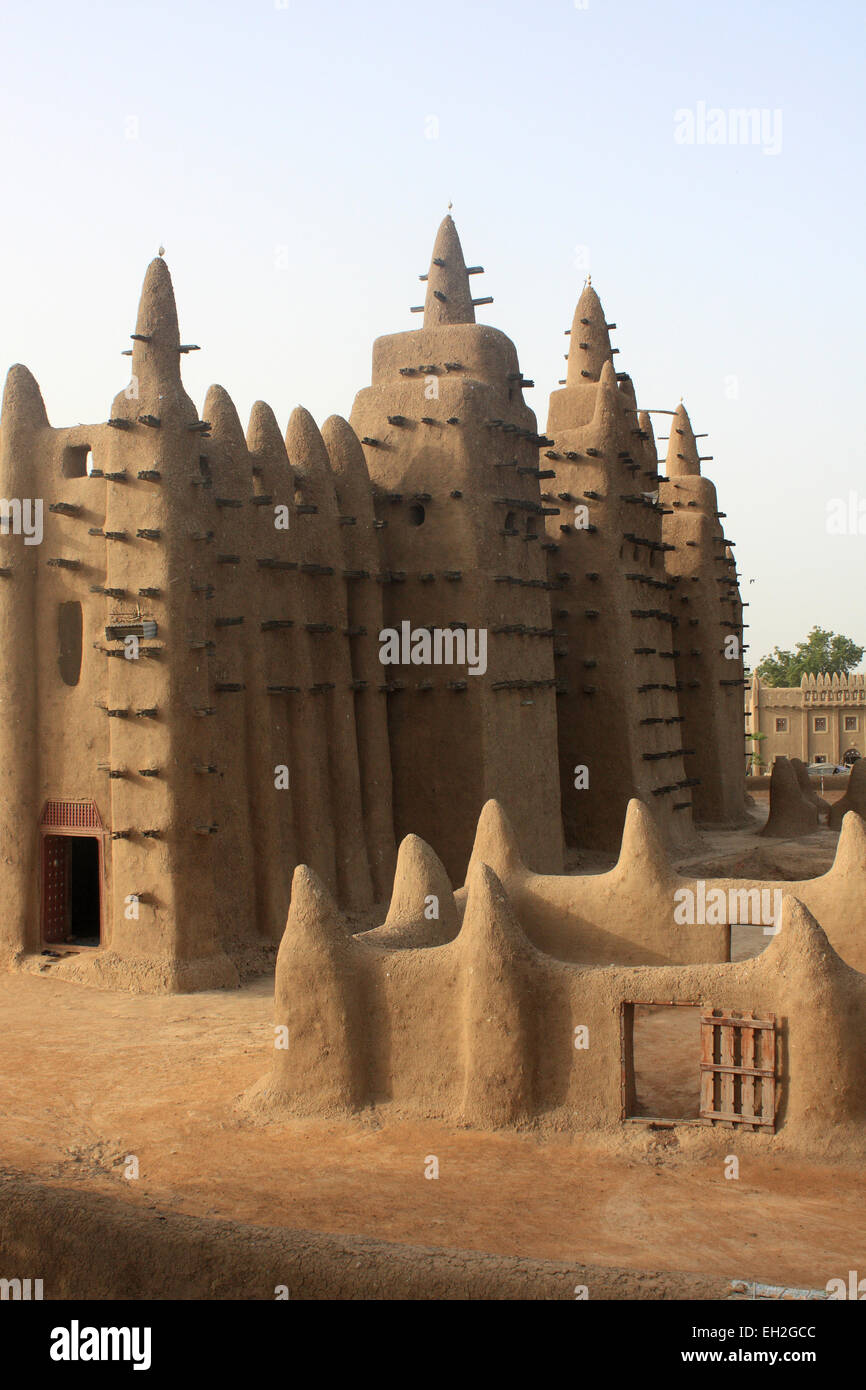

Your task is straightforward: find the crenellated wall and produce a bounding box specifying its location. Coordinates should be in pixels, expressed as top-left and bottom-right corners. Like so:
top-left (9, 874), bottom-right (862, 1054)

top-left (250, 826), bottom-right (866, 1143)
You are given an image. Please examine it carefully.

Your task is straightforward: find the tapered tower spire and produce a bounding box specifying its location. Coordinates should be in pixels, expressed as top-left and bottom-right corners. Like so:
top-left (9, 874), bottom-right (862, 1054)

top-left (1, 364), bottom-right (49, 431)
top-left (423, 216), bottom-right (475, 327)
top-left (130, 258), bottom-right (182, 384)
top-left (565, 283), bottom-right (613, 386)
top-left (108, 257), bottom-right (203, 430)
top-left (665, 401), bottom-right (701, 476)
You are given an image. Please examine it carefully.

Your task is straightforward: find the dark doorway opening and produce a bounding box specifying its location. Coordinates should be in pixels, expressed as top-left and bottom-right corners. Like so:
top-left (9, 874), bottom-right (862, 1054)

top-left (42, 834), bottom-right (101, 947)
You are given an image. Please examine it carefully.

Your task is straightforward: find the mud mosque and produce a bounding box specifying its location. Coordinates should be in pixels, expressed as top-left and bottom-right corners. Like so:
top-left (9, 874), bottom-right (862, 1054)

top-left (0, 217), bottom-right (751, 990)
top-left (3, 214), bottom-right (866, 1152)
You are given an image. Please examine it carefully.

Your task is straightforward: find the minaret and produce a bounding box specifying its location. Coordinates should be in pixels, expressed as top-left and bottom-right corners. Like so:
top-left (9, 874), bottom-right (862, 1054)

top-left (660, 403), bottom-right (748, 824)
top-left (349, 216), bottom-right (563, 881)
top-left (98, 258), bottom-right (237, 987)
top-left (543, 284), bottom-right (696, 852)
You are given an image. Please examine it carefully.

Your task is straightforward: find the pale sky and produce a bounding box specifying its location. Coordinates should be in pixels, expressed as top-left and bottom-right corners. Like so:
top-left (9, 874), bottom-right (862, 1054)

top-left (0, 0), bottom-right (863, 671)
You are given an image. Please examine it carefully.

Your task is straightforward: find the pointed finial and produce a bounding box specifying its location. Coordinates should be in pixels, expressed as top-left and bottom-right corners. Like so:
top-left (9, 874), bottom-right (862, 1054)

top-left (112, 257), bottom-right (195, 419)
top-left (422, 216), bottom-right (475, 327)
top-left (665, 400), bottom-right (701, 476)
top-left (566, 280), bottom-right (613, 386)
top-left (158, 245), bottom-right (165, 258)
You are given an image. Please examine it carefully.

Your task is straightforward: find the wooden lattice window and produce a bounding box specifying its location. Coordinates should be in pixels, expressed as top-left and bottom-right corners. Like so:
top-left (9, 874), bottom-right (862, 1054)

top-left (700, 1011), bottom-right (776, 1131)
top-left (40, 800), bottom-right (103, 832)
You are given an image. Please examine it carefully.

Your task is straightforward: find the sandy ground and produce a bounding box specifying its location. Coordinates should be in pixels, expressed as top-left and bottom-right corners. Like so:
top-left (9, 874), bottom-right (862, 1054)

top-left (1, 967), bottom-right (864, 1291)
top-left (3, 797), bottom-right (862, 1295)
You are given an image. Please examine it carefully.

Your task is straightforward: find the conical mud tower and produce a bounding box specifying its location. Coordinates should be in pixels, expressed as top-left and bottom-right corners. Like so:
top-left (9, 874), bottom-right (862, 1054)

top-left (660, 402), bottom-right (748, 824)
top-left (350, 215), bottom-right (563, 882)
top-left (542, 284), bottom-right (697, 852)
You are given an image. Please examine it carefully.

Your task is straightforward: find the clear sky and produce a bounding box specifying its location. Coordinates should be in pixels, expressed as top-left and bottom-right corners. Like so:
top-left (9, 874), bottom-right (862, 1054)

top-left (1, 0), bottom-right (863, 671)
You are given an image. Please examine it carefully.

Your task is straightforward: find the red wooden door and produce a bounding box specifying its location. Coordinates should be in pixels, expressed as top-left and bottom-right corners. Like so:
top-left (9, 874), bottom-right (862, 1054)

top-left (42, 835), bottom-right (69, 943)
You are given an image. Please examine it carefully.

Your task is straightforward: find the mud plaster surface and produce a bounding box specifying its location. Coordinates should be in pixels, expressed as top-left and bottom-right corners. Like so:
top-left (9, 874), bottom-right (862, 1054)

top-left (2, 805), bottom-right (862, 1295)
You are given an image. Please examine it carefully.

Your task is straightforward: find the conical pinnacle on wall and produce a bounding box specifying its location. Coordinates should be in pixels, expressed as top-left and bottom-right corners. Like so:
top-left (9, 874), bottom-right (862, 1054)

top-left (422, 216), bottom-right (476, 328)
top-left (761, 758), bottom-right (818, 838)
top-left (320, 415), bottom-right (375, 514)
top-left (638, 410), bottom-right (657, 453)
top-left (828, 808), bottom-right (866, 876)
top-left (458, 862), bottom-right (533, 1126)
top-left (590, 359), bottom-right (622, 438)
top-left (613, 798), bottom-right (675, 889)
top-left (464, 799), bottom-right (528, 887)
top-left (203, 384), bottom-right (248, 454)
top-left (273, 864), bottom-right (365, 1114)
top-left (761, 893), bottom-right (848, 983)
top-left (285, 406), bottom-right (337, 507)
top-left (383, 833), bottom-right (458, 941)
top-left (1, 364), bottom-right (50, 432)
top-left (246, 399), bottom-right (289, 466)
top-left (829, 761), bottom-right (866, 831)
top-left (758, 894), bottom-right (866, 1134)
top-left (617, 373), bottom-right (639, 416)
top-left (665, 402), bottom-right (701, 477)
top-left (566, 283), bottom-right (614, 386)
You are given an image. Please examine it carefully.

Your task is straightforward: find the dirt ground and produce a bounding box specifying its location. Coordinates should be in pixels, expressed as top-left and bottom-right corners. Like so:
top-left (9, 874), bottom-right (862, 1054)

top-left (3, 797), bottom-right (862, 1296)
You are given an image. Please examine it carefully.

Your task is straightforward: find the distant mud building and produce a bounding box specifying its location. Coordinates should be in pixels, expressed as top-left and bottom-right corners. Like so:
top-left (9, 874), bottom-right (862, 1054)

top-left (0, 218), bottom-right (746, 989)
top-left (747, 671), bottom-right (865, 771)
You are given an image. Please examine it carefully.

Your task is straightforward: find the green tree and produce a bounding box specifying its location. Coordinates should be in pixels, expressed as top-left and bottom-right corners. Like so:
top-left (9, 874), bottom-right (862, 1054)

top-left (745, 730), bottom-right (767, 772)
top-left (756, 627), bottom-right (864, 687)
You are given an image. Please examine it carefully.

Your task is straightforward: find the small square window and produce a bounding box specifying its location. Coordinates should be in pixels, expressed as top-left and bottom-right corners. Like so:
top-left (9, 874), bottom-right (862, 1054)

top-left (845, 716), bottom-right (858, 732)
top-left (775, 717), bottom-right (788, 732)
top-left (62, 445), bottom-right (93, 479)
top-left (814, 717), bottom-right (828, 732)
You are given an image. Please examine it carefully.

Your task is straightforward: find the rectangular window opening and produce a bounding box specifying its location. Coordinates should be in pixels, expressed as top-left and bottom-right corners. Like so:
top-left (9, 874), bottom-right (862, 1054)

top-left (62, 445), bottom-right (93, 479)
top-left (729, 923), bottom-right (772, 962)
top-left (621, 1003), bottom-right (703, 1123)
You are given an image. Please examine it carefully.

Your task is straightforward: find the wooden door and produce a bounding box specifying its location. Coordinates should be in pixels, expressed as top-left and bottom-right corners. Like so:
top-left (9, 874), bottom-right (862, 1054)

top-left (42, 834), bottom-right (69, 943)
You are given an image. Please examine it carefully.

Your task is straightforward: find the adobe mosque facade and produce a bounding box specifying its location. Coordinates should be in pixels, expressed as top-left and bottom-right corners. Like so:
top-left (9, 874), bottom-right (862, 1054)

top-left (0, 217), bottom-right (747, 990)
